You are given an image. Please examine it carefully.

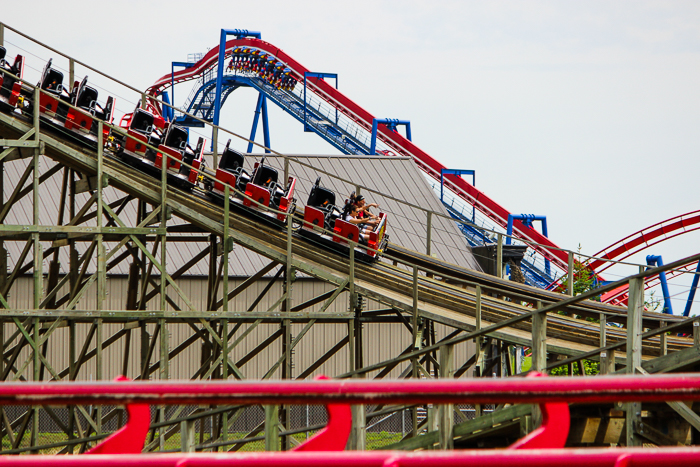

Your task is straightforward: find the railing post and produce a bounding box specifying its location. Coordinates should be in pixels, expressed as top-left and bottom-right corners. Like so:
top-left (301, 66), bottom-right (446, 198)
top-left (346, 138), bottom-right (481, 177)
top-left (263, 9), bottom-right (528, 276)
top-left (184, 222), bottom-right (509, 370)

top-left (348, 242), bottom-right (355, 311)
top-left (426, 211), bottom-right (432, 256)
top-left (220, 318), bottom-right (229, 443)
top-left (96, 122), bottom-right (105, 310)
top-left (411, 264), bottom-right (420, 437)
top-left (600, 348), bottom-right (615, 375)
top-left (212, 126), bottom-right (219, 173)
top-left (180, 420), bottom-right (195, 452)
top-left (286, 194), bottom-right (293, 311)
top-left (532, 301), bottom-right (547, 372)
top-left (496, 234), bottom-right (503, 278)
top-left (32, 89), bottom-right (42, 312)
top-left (348, 241), bottom-right (366, 451)
top-left (160, 138), bottom-right (168, 313)
top-left (567, 251), bottom-right (574, 296)
top-left (659, 320), bottom-right (667, 357)
top-left (223, 185), bottom-right (230, 312)
top-left (438, 344), bottom-right (455, 449)
top-left (349, 404), bottom-right (366, 451)
top-left (411, 265), bottom-right (419, 349)
top-left (599, 313), bottom-right (614, 375)
top-left (159, 317), bottom-right (169, 450)
top-left (626, 268), bottom-right (644, 447)
top-left (265, 404), bottom-right (279, 451)
top-left (474, 285), bottom-right (483, 417)
top-left (694, 321), bottom-right (700, 347)
top-left (627, 273), bottom-right (644, 373)
top-left (600, 313), bottom-right (607, 348)
top-left (69, 59), bottom-right (75, 91)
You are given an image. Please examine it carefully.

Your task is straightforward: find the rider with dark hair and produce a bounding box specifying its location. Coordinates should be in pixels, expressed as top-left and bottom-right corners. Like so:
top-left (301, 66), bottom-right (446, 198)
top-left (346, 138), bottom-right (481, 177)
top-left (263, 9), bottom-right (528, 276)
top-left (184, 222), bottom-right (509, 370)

top-left (349, 192), bottom-right (379, 226)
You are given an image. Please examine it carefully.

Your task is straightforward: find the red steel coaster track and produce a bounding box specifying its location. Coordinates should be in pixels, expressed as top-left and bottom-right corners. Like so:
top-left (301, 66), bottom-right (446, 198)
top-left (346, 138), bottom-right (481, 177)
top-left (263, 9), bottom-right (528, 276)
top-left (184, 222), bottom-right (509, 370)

top-left (146, 37), bottom-right (570, 271)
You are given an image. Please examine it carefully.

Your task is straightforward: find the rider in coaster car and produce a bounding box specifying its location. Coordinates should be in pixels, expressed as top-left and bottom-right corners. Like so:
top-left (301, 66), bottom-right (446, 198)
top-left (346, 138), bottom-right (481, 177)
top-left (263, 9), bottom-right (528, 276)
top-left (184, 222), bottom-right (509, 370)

top-left (343, 204), bottom-right (374, 242)
top-left (349, 192), bottom-right (379, 229)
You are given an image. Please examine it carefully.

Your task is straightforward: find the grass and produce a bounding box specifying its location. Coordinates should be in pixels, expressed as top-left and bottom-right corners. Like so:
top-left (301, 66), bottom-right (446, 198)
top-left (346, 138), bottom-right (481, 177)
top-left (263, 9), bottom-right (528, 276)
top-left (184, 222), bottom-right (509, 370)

top-left (5, 430), bottom-right (404, 454)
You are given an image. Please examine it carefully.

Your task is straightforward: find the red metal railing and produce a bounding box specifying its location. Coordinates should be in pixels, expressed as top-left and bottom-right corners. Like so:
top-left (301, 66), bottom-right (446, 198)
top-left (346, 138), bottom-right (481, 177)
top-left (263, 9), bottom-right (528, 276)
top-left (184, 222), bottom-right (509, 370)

top-left (1, 373), bottom-right (699, 465)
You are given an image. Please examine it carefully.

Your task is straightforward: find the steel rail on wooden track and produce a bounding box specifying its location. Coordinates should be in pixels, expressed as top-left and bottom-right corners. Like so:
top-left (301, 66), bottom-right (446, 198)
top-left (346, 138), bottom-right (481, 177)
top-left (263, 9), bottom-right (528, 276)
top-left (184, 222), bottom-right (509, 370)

top-left (0, 110), bottom-right (698, 366)
top-left (1, 376), bottom-right (700, 465)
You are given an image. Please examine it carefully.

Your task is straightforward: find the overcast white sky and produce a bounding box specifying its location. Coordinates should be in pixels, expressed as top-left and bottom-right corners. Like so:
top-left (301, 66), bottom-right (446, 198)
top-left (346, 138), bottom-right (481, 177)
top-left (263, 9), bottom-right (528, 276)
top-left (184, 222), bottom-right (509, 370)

top-left (6, 1), bottom-right (700, 307)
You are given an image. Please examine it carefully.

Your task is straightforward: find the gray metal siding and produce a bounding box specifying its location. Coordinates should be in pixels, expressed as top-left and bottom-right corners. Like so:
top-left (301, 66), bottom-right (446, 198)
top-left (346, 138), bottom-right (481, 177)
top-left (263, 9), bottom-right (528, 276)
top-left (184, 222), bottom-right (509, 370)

top-left (5, 277), bottom-right (475, 381)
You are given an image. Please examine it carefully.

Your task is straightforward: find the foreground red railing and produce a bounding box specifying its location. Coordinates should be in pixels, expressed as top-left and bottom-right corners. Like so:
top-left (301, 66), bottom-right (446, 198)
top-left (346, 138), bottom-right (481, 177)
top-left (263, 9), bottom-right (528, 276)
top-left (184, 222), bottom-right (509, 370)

top-left (1, 373), bottom-right (699, 465)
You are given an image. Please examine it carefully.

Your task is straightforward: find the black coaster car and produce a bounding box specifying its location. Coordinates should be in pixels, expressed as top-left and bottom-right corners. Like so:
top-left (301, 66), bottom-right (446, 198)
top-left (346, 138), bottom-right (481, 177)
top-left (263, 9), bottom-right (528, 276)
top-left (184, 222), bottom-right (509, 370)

top-left (300, 177), bottom-right (388, 261)
top-left (35, 59), bottom-right (115, 149)
top-left (113, 105), bottom-right (204, 192)
top-left (205, 141), bottom-right (297, 226)
top-left (0, 46), bottom-right (31, 114)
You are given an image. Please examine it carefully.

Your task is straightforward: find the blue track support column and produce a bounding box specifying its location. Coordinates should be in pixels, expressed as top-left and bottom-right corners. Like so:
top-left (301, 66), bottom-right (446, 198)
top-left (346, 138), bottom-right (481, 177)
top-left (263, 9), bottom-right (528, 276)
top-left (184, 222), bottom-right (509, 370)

top-left (506, 214), bottom-right (550, 276)
top-left (646, 255), bottom-right (673, 315)
top-left (247, 93), bottom-right (264, 153)
top-left (303, 72), bottom-right (338, 131)
top-left (261, 94), bottom-right (271, 153)
top-left (213, 29), bottom-right (228, 130)
top-left (440, 169), bottom-right (475, 222)
top-left (160, 91), bottom-right (172, 122)
top-left (169, 61), bottom-right (194, 122)
top-left (370, 119), bottom-right (412, 154)
top-left (213, 28), bottom-right (262, 145)
top-left (683, 260), bottom-right (700, 316)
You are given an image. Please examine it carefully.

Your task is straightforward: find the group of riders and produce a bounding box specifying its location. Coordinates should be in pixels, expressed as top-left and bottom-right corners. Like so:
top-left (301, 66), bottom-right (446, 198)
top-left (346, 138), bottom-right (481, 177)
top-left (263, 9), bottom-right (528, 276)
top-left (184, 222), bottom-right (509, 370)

top-left (227, 47), bottom-right (298, 92)
top-left (343, 192), bottom-right (380, 243)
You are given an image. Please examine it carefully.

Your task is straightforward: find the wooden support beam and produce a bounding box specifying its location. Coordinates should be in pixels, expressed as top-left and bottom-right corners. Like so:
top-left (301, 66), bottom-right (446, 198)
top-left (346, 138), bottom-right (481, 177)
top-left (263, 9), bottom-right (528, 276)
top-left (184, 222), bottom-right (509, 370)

top-left (264, 405), bottom-right (278, 451)
top-left (532, 300), bottom-right (546, 372)
top-left (438, 344), bottom-right (455, 449)
top-left (626, 273), bottom-right (644, 447)
top-left (637, 366), bottom-right (700, 434)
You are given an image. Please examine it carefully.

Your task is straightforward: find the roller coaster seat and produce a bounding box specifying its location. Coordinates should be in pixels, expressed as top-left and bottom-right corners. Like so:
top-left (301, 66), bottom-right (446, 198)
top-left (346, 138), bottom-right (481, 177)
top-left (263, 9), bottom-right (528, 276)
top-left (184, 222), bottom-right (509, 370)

top-left (129, 108), bottom-right (154, 135)
top-left (98, 97), bottom-right (114, 123)
top-left (0, 49), bottom-right (23, 98)
top-left (65, 77), bottom-right (95, 133)
top-left (75, 84), bottom-right (98, 113)
top-left (125, 108), bottom-right (155, 155)
top-left (38, 61), bottom-right (69, 116)
top-left (155, 125), bottom-right (189, 170)
top-left (244, 163), bottom-right (276, 208)
top-left (333, 219), bottom-right (361, 244)
top-left (305, 178), bottom-right (341, 230)
top-left (303, 207), bottom-right (325, 231)
top-left (307, 185), bottom-right (336, 211)
top-left (252, 163), bottom-right (285, 199)
top-left (219, 144), bottom-right (245, 173)
top-left (183, 137), bottom-right (206, 182)
top-left (164, 125), bottom-right (188, 151)
top-left (250, 163), bottom-right (278, 188)
top-left (214, 140), bottom-right (249, 193)
top-left (40, 68), bottom-right (64, 95)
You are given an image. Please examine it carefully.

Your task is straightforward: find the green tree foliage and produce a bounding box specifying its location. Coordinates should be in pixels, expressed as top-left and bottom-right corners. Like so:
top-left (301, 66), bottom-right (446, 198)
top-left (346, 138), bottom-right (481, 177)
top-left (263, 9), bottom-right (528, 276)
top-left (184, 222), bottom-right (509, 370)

top-left (559, 244), bottom-right (600, 299)
top-left (549, 359), bottom-right (599, 376)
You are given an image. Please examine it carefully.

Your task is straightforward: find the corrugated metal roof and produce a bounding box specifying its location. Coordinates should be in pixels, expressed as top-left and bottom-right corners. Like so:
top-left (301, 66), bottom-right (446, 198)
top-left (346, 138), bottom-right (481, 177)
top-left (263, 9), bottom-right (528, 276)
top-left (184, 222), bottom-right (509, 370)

top-left (2, 152), bottom-right (481, 276)
top-left (248, 153), bottom-right (481, 271)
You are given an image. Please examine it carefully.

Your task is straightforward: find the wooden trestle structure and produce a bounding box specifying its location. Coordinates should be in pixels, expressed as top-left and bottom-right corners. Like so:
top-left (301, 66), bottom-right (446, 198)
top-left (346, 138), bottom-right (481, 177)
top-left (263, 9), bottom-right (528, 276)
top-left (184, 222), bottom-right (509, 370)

top-left (0, 22), bottom-right (700, 454)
